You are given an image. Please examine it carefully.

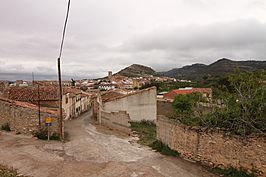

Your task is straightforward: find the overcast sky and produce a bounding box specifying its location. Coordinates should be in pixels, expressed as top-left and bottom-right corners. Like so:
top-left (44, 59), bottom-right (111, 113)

top-left (0, 0), bottom-right (266, 79)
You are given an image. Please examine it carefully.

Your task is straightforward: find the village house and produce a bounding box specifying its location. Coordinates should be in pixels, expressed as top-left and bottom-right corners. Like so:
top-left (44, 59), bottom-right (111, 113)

top-left (98, 82), bottom-right (117, 91)
top-left (3, 86), bottom-right (91, 120)
top-left (163, 87), bottom-right (212, 101)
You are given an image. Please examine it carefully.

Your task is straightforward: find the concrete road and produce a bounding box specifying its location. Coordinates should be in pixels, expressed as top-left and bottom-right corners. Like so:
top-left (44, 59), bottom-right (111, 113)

top-left (0, 111), bottom-right (216, 177)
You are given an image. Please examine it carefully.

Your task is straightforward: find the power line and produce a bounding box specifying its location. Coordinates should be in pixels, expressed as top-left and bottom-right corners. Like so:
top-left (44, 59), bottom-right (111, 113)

top-left (58, 0), bottom-right (71, 59)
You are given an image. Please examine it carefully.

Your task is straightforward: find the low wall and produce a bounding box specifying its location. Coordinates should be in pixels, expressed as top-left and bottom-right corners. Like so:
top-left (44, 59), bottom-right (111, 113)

top-left (100, 111), bottom-right (131, 134)
top-left (157, 99), bottom-right (174, 117)
top-left (0, 98), bottom-right (58, 135)
top-left (157, 115), bottom-right (266, 176)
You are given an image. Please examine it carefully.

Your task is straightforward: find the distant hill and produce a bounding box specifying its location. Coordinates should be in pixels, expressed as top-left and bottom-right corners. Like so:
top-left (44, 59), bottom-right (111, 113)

top-left (161, 58), bottom-right (266, 80)
top-left (115, 64), bottom-right (157, 77)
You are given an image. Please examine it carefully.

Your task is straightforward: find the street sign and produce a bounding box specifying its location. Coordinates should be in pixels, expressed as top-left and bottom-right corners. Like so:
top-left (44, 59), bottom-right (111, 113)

top-left (45, 117), bottom-right (52, 124)
top-left (45, 117), bottom-right (53, 141)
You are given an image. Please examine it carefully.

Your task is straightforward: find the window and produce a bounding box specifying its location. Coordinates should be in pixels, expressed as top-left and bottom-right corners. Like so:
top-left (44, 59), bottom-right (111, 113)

top-left (66, 97), bottom-right (68, 104)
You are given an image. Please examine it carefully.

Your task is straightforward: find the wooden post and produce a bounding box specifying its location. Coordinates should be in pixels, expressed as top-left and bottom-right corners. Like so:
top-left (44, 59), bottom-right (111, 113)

top-left (58, 58), bottom-right (64, 141)
top-left (38, 84), bottom-right (41, 129)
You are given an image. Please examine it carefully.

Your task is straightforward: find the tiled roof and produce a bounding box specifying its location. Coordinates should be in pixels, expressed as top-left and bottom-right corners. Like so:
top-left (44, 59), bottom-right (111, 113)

top-left (4, 86), bottom-right (82, 102)
top-left (101, 87), bottom-right (156, 103)
top-left (0, 97), bottom-right (57, 115)
top-left (163, 88), bottom-right (212, 100)
top-left (101, 91), bottom-right (125, 102)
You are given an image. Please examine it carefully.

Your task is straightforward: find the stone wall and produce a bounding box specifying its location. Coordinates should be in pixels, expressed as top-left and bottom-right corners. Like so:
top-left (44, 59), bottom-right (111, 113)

top-left (100, 111), bottom-right (131, 134)
top-left (157, 115), bottom-right (266, 176)
top-left (103, 87), bottom-right (157, 122)
top-left (0, 98), bottom-right (58, 135)
top-left (157, 99), bottom-right (174, 117)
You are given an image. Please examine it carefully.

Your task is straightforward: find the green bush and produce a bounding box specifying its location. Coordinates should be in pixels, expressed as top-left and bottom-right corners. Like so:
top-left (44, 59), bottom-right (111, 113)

top-left (50, 132), bottom-right (60, 141)
top-left (34, 128), bottom-right (61, 141)
top-left (34, 128), bottom-right (48, 140)
top-left (150, 140), bottom-right (180, 157)
top-left (1, 123), bottom-right (11, 132)
top-left (212, 167), bottom-right (255, 177)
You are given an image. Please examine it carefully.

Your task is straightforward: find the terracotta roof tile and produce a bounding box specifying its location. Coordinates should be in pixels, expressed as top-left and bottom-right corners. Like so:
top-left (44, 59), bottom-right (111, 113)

top-left (163, 88), bottom-right (212, 100)
top-left (0, 97), bottom-right (57, 115)
top-left (4, 86), bottom-right (82, 101)
top-left (101, 87), bottom-right (156, 103)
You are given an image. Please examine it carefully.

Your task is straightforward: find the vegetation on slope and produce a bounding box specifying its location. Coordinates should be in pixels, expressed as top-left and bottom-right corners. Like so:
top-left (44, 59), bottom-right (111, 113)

top-left (0, 165), bottom-right (29, 177)
top-left (172, 69), bottom-right (266, 136)
top-left (130, 121), bottom-right (179, 157)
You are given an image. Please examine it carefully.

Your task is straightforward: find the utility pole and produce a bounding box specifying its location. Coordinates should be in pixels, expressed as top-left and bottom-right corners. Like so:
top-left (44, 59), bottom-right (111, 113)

top-left (58, 58), bottom-right (64, 140)
top-left (38, 84), bottom-right (41, 129)
top-left (57, 0), bottom-right (70, 141)
top-left (33, 72), bottom-right (41, 129)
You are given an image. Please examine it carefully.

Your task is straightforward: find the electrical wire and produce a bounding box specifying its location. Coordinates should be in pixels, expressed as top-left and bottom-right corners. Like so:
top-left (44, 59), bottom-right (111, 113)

top-left (58, 0), bottom-right (71, 59)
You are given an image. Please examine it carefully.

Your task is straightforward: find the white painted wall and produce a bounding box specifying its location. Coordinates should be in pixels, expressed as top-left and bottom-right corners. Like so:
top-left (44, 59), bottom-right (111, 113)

top-left (103, 87), bottom-right (157, 121)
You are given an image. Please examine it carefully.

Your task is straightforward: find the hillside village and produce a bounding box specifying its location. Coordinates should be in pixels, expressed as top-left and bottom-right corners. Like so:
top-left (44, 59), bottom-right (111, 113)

top-left (0, 61), bottom-right (266, 177)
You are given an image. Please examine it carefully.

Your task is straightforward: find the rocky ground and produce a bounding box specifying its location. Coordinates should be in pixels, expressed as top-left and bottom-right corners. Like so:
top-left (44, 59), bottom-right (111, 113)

top-left (0, 111), bottom-right (217, 177)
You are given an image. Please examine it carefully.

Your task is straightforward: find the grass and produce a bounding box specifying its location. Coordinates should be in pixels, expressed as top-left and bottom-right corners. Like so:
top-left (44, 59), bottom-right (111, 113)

top-left (211, 167), bottom-right (255, 177)
top-left (0, 164), bottom-right (29, 177)
top-left (1, 123), bottom-right (11, 132)
top-left (130, 121), bottom-right (157, 146)
top-left (130, 121), bottom-right (180, 157)
top-left (150, 140), bottom-right (180, 157)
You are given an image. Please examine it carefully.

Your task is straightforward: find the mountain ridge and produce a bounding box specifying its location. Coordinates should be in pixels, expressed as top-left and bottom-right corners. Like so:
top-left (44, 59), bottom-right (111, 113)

top-left (115, 58), bottom-right (266, 80)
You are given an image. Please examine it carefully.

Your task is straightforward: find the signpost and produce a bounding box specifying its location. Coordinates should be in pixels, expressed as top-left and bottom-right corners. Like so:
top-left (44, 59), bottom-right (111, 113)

top-left (45, 117), bottom-right (53, 141)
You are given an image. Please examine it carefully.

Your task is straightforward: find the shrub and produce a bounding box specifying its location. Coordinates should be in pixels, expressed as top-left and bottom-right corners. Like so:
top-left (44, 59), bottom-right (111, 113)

top-left (1, 123), bottom-right (11, 132)
top-left (34, 128), bottom-right (48, 140)
top-left (150, 140), bottom-right (180, 157)
top-left (212, 167), bottom-right (255, 177)
top-left (50, 132), bottom-right (60, 141)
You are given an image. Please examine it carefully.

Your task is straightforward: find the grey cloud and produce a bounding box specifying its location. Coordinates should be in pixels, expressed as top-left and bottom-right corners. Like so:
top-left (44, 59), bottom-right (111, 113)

top-left (119, 19), bottom-right (266, 70)
top-left (1, 0), bottom-right (266, 79)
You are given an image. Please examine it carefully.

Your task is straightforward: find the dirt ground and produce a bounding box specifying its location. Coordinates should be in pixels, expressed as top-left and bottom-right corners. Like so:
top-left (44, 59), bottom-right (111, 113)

top-left (0, 111), bottom-right (217, 177)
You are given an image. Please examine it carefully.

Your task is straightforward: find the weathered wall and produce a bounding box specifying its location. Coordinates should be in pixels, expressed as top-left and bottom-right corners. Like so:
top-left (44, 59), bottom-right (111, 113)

top-left (157, 115), bottom-right (266, 176)
top-left (100, 111), bottom-right (131, 134)
top-left (103, 87), bottom-right (157, 121)
top-left (157, 99), bottom-right (174, 117)
top-left (0, 99), bottom-right (58, 135)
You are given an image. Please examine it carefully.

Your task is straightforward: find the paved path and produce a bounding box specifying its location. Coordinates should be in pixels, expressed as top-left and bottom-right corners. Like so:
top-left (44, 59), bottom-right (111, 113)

top-left (0, 111), bottom-right (216, 177)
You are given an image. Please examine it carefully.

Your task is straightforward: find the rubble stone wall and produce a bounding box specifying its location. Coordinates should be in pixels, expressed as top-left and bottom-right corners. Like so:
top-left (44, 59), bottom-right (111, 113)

top-left (157, 100), bottom-right (174, 117)
top-left (0, 99), bottom-right (58, 135)
top-left (157, 115), bottom-right (266, 176)
top-left (101, 110), bottom-right (130, 134)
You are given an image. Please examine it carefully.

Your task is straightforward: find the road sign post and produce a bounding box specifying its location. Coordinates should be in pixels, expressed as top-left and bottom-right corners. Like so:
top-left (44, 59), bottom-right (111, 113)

top-left (45, 118), bottom-right (53, 141)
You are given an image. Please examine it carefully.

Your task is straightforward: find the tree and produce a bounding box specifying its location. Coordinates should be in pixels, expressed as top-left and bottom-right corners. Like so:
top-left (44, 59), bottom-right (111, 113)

top-left (172, 93), bottom-right (200, 118)
top-left (203, 69), bottom-right (266, 135)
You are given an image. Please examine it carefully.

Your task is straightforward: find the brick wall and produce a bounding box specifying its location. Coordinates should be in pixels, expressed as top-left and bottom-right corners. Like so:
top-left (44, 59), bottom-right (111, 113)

top-left (0, 99), bottom-right (58, 135)
top-left (157, 115), bottom-right (266, 176)
top-left (100, 110), bottom-right (131, 134)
